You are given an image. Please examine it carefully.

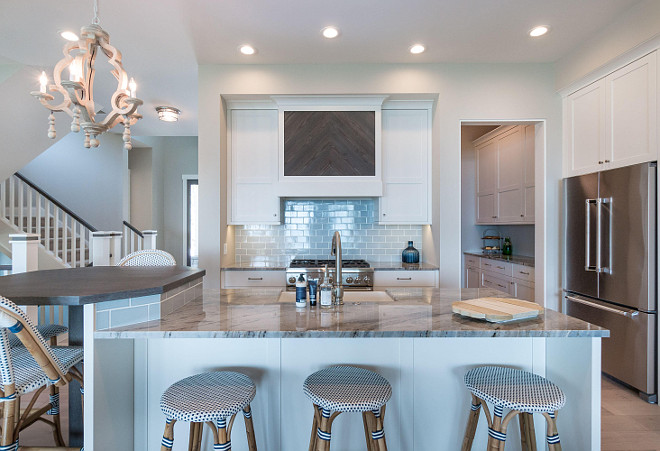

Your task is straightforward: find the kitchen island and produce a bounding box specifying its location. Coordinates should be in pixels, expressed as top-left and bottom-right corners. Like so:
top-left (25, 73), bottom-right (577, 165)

top-left (90, 287), bottom-right (607, 450)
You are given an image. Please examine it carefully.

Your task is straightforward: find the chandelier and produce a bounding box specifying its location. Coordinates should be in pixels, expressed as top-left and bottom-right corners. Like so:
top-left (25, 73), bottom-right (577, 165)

top-left (30, 0), bottom-right (142, 150)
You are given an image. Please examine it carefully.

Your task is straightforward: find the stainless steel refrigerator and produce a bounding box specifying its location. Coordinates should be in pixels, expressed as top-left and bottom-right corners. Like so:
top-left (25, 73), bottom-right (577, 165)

top-left (564, 162), bottom-right (657, 403)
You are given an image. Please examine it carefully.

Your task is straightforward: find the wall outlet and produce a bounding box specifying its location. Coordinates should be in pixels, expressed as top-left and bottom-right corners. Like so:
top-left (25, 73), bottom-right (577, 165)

top-left (223, 243), bottom-right (228, 255)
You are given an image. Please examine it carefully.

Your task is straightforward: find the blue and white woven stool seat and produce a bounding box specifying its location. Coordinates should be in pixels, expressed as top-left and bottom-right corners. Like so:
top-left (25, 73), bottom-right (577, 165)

top-left (9, 324), bottom-right (69, 348)
top-left (303, 365), bottom-right (392, 412)
top-left (0, 346), bottom-right (83, 395)
top-left (118, 249), bottom-right (177, 267)
top-left (160, 371), bottom-right (256, 422)
top-left (464, 366), bottom-right (566, 413)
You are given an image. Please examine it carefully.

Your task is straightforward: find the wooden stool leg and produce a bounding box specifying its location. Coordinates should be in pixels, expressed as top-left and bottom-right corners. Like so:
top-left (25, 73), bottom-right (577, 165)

top-left (315, 408), bottom-right (341, 451)
top-left (308, 405), bottom-right (320, 451)
top-left (367, 407), bottom-right (388, 451)
top-left (188, 421), bottom-right (204, 451)
top-left (242, 404), bottom-right (258, 451)
top-left (216, 417), bottom-right (232, 451)
top-left (487, 405), bottom-right (506, 451)
top-left (362, 411), bottom-right (376, 451)
top-left (541, 411), bottom-right (562, 451)
top-left (160, 418), bottom-right (176, 450)
top-left (518, 412), bottom-right (537, 451)
top-left (47, 384), bottom-right (66, 446)
top-left (462, 395), bottom-right (482, 451)
top-left (2, 386), bottom-right (17, 451)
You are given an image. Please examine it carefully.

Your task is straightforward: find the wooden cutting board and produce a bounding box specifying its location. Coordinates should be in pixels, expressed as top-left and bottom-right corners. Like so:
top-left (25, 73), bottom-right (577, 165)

top-left (452, 297), bottom-right (544, 323)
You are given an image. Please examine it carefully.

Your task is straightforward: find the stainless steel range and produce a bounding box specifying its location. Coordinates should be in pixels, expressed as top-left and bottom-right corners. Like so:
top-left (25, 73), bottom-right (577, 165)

top-left (286, 259), bottom-right (373, 291)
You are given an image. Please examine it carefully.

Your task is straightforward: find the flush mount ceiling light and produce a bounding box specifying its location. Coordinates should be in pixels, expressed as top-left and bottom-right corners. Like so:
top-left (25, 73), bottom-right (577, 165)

top-left (156, 106), bottom-right (181, 122)
top-left (529, 25), bottom-right (550, 37)
top-left (239, 44), bottom-right (256, 55)
top-left (31, 0), bottom-right (142, 150)
top-left (59, 30), bottom-right (79, 41)
top-left (322, 26), bottom-right (340, 39)
top-left (409, 44), bottom-right (425, 54)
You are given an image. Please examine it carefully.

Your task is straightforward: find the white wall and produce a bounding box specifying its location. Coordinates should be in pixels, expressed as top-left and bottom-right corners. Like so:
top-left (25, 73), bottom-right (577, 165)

top-left (128, 146), bottom-right (154, 230)
top-left (555, 0), bottom-right (660, 90)
top-left (19, 132), bottom-right (127, 231)
top-left (132, 136), bottom-right (198, 263)
top-left (198, 63), bottom-right (562, 309)
top-left (0, 65), bottom-right (69, 182)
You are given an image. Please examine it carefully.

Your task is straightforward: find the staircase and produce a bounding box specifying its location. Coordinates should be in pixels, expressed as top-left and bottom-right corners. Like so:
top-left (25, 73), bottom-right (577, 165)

top-left (0, 173), bottom-right (96, 268)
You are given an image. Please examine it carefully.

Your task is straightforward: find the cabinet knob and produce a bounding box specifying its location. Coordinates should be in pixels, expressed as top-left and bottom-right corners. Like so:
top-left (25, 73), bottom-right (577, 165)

top-left (604, 159), bottom-right (610, 163)
top-left (492, 216), bottom-right (497, 219)
top-left (273, 213), bottom-right (277, 217)
top-left (383, 213), bottom-right (386, 216)
top-left (520, 214), bottom-right (524, 217)
top-left (598, 161), bottom-right (604, 164)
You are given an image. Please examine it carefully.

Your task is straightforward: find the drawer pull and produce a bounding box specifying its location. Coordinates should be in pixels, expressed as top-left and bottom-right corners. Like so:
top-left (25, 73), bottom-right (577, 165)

top-left (396, 277), bottom-right (412, 281)
top-left (519, 271), bottom-right (530, 275)
top-left (247, 277), bottom-right (263, 281)
top-left (496, 265), bottom-right (505, 269)
top-left (497, 284), bottom-right (507, 289)
top-left (483, 263), bottom-right (491, 266)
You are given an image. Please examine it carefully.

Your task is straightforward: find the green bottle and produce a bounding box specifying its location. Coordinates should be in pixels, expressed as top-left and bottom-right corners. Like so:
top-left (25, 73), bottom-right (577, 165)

top-left (502, 237), bottom-right (512, 256)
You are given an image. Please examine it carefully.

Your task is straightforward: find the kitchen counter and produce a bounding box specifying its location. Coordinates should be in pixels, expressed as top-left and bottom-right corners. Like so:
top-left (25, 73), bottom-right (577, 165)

top-left (97, 287), bottom-right (606, 339)
top-left (464, 251), bottom-right (535, 267)
top-left (221, 262), bottom-right (288, 271)
top-left (371, 262), bottom-right (439, 271)
top-left (221, 262), bottom-right (439, 271)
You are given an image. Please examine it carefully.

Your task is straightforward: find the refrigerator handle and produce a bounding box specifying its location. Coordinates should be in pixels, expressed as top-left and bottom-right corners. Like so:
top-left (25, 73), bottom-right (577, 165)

top-left (566, 295), bottom-right (639, 318)
top-left (600, 197), bottom-right (613, 274)
top-left (585, 199), bottom-right (598, 272)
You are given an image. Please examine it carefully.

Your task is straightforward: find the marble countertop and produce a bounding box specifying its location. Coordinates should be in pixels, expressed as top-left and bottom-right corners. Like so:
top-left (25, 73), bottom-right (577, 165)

top-left (96, 288), bottom-right (608, 339)
top-left (222, 262), bottom-right (439, 271)
top-left (464, 251), bottom-right (535, 267)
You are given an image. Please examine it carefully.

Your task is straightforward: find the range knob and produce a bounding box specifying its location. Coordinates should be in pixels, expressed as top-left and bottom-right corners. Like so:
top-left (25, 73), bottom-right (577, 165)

top-left (363, 275), bottom-right (371, 284)
top-left (345, 277), bottom-right (354, 284)
top-left (288, 277), bottom-right (296, 284)
top-left (354, 276), bottom-right (362, 283)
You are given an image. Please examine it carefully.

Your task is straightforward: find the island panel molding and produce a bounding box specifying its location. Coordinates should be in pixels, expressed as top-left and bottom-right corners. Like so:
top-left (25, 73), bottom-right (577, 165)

top-left (283, 111), bottom-right (376, 177)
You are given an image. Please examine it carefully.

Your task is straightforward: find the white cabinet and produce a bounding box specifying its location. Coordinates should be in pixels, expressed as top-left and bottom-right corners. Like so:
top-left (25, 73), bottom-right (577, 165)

top-left (564, 51), bottom-right (657, 177)
top-left (228, 109), bottom-right (280, 225)
top-left (463, 254), bottom-right (535, 301)
top-left (379, 106), bottom-right (432, 224)
top-left (373, 270), bottom-right (438, 288)
top-left (222, 270), bottom-right (285, 288)
top-left (474, 125), bottom-right (534, 224)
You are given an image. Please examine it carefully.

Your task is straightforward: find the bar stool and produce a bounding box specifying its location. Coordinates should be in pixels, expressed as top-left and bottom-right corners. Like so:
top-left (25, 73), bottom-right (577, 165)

top-left (461, 366), bottom-right (566, 451)
top-left (159, 371), bottom-right (258, 451)
top-left (303, 365), bottom-right (392, 451)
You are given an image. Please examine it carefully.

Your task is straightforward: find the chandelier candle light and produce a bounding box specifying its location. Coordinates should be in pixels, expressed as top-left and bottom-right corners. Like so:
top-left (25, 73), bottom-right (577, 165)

top-left (30, 0), bottom-right (142, 150)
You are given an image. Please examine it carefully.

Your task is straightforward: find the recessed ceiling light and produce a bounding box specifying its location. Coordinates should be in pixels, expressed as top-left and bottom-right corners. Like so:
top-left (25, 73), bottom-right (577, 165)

top-left (239, 44), bottom-right (256, 55)
top-left (529, 25), bottom-right (549, 37)
top-left (60, 30), bottom-right (79, 41)
top-left (322, 26), bottom-right (340, 39)
top-left (410, 44), bottom-right (425, 54)
top-left (156, 106), bottom-right (181, 122)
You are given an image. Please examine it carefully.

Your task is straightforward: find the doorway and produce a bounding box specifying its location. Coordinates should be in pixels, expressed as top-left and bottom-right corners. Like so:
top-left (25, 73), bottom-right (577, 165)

top-left (183, 176), bottom-right (198, 267)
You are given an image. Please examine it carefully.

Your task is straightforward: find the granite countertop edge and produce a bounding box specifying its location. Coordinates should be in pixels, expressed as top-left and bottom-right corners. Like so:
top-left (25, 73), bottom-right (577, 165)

top-left (221, 263), bottom-right (440, 271)
top-left (95, 329), bottom-right (608, 339)
top-left (463, 251), bottom-right (535, 267)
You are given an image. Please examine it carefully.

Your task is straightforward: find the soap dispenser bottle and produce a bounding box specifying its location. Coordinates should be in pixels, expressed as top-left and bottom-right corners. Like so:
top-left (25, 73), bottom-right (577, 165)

top-left (295, 273), bottom-right (307, 308)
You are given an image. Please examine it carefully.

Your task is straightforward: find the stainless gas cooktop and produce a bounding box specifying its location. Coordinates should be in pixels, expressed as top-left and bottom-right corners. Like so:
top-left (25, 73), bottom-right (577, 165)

top-left (286, 259), bottom-right (374, 291)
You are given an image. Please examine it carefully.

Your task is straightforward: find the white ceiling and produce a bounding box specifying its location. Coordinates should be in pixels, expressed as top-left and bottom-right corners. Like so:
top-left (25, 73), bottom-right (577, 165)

top-left (0, 0), bottom-right (641, 136)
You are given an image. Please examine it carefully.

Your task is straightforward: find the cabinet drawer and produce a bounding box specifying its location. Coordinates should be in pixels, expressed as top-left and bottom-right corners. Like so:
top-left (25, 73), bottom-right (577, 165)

top-left (464, 255), bottom-right (480, 268)
top-left (481, 272), bottom-right (513, 295)
top-left (222, 270), bottom-right (284, 288)
top-left (479, 259), bottom-right (512, 277)
top-left (511, 264), bottom-right (534, 282)
top-left (373, 270), bottom-right (438, 288)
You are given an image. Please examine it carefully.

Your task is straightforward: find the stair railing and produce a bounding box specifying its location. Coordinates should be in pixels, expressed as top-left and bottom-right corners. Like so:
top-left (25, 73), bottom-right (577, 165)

top-left (0, 173), bottom-right (97, 268)
top-left (122, 220), bottom-right (144, 257)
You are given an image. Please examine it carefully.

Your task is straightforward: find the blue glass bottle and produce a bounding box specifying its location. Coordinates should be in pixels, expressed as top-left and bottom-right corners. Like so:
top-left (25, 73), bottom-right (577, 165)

top-left (402, 241), bottom-right (420, 264)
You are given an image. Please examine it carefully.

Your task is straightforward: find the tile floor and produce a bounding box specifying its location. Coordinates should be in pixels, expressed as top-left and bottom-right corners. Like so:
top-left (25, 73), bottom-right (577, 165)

top-left (16, 375), bottom-right (660, 449)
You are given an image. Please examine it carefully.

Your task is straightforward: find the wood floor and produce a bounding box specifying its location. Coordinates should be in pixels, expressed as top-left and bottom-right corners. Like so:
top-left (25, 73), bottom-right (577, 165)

top-left (15, 375), bottom-right (660, 449)
top-left (601, 376), bottom-right (660, 451)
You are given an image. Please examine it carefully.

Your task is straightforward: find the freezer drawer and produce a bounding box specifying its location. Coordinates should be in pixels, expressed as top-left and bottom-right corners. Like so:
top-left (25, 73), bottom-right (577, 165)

top-left (565, 294), bottom-right (656, 398)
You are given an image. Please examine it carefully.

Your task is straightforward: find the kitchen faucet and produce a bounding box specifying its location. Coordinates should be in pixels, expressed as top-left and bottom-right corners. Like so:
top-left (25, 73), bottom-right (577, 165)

top-left (330, 231), bottom-right (344, 305)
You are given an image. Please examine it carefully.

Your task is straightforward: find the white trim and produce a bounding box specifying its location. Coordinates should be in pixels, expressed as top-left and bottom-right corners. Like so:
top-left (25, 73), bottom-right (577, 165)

top-left (225, 100), bottom-right (277, 110)
top-left (182, 175), bottom-right (198, 266)
top-left (271, 95), bottom-right (389, 108)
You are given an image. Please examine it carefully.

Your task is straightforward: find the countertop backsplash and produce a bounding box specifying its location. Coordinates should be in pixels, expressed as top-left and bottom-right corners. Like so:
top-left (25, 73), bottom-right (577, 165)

top-left (234, 199), bottom-right (423, 265)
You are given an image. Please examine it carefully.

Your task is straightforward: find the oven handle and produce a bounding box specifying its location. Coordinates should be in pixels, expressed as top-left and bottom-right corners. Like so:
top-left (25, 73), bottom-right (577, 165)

top-left (566, 295), bottom-right (638, 318)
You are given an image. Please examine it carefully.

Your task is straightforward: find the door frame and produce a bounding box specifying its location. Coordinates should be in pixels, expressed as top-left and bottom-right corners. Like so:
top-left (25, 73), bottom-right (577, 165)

top-left (182, 174), bottom-right (198, 266)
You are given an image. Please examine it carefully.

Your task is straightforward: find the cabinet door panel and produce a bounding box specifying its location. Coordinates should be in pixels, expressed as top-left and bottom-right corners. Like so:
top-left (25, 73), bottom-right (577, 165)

top-left (466, 267), bottom-right (481, 288)
top-left (607, 52), bottom-right (657, 167)
top-left (497, 128), bottom-right (523, 191)
top-left (523, 186), bottom-right (535, 222)
top-left (233, 183), bottom-right (280, 223)
top-left (513, 281), bottom-right (535, 301)
top-left (498, 188), bottom-right (523, 223)
top-left (523, 125), bottom-right (535, 187)
top-left (232, 110), bottom-right (278, 181)
top-left (476, 141), bottom-right (497, 194)
top-left (566, 80), bottom-right (606, 175)
top-left (476, 193), bottom-right (496, 223)
top-left (380, 182), bottom-right (427, 224)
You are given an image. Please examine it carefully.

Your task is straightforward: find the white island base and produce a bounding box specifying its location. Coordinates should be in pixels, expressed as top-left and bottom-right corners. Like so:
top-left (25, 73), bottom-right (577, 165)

top-left (89, 336), bottom-right (601, 450)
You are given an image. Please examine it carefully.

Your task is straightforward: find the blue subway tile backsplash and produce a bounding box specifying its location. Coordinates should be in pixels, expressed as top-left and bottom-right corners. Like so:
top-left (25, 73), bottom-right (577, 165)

top-left (234, 199), bottom-right (423, 264)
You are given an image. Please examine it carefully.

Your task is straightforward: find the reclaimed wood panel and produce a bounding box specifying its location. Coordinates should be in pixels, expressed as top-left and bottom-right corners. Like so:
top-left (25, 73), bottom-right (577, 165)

top-left (284, 111), bottom-right (376, 176)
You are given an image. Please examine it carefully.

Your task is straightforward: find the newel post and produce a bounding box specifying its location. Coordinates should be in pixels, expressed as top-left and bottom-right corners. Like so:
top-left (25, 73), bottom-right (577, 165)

top-left (9, 233), bottom-right (39, 274)
top-left (93, 231), bottom-right (123, 266)
top-left (142, 230), bottom-right (157, 250)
